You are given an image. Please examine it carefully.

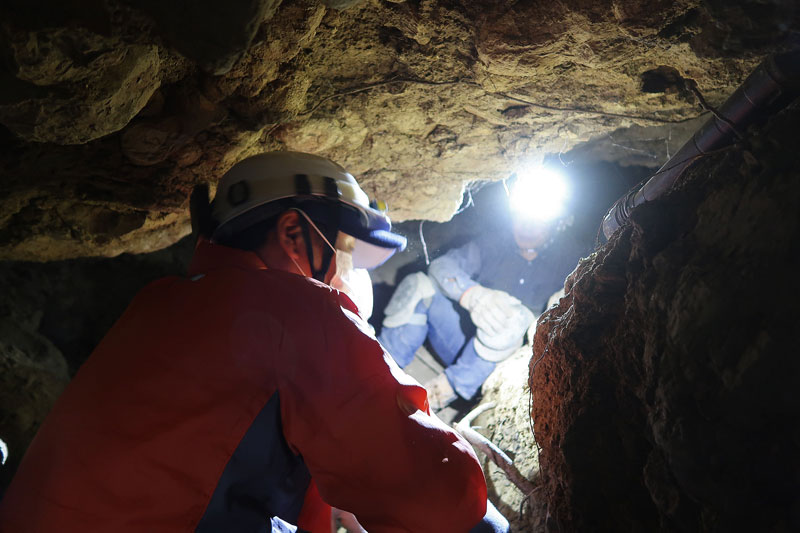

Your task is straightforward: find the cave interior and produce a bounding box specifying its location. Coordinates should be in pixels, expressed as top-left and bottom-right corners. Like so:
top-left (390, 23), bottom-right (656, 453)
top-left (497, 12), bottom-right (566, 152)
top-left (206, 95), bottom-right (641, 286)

top-left (1, 0), bottom-right (799, 531)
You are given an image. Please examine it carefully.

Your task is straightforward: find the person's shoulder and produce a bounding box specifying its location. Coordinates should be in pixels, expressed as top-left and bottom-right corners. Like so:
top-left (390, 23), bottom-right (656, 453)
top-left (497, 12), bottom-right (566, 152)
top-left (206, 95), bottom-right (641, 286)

top-left (252, 269), bottom-right (354, 313)
top-left (246, 268), bottom-right (330, 295)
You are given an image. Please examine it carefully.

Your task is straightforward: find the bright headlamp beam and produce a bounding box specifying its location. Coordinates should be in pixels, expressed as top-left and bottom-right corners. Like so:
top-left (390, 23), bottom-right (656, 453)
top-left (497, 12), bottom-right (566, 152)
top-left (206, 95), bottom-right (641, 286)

top-left (508, 166), bottom-right (568, 222)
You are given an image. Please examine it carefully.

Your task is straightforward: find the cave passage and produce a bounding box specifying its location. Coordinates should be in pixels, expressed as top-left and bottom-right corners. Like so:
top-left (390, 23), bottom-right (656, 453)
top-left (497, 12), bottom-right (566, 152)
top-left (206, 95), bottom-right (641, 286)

top-left (1, 1), bottom-right (798, 531)
top-left (368, 155), bottom-right (650, 433)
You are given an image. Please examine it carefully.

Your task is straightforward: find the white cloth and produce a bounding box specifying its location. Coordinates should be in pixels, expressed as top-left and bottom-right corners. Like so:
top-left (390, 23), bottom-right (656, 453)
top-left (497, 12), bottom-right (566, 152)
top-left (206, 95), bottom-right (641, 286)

top-left (460, 285), bottom-right (523, 337)
top-left (332, 251), bottom-right (375, 320)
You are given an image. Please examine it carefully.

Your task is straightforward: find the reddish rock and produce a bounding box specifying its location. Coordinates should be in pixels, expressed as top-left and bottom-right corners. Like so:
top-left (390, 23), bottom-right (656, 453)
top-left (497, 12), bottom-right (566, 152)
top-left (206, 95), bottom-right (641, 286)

top-left (530, 107), bottom-right (800, 531)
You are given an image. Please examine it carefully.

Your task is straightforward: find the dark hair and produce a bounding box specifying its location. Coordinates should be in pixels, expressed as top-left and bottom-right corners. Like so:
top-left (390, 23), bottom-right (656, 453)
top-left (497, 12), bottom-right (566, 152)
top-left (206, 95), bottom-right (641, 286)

top-left (191, 183), bottom-right (339, 253)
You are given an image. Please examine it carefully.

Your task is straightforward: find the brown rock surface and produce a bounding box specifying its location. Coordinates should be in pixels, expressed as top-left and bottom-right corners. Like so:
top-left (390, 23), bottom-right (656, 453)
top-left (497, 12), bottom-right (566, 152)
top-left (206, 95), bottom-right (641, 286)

top-left (530, 107), bottom-right (800, 530)
top-left (475, 347), bottom-right (547, 532)
top-left (0, 264), bottom-right (71, 494)
top-left (1, 0), bottom-right (793, 260)
top-left (0, 327), bottom-right (68, 496)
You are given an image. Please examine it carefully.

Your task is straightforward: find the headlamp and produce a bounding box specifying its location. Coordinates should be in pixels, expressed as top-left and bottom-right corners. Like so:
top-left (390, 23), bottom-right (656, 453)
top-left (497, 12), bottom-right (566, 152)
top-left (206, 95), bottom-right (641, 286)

top-left (508, 165), bottom-right (569, 222)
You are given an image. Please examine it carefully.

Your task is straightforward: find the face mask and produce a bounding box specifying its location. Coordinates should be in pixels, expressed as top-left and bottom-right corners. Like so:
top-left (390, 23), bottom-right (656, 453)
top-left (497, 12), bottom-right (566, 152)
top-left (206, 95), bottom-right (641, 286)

top-left (331, 234), bottom-right (374, 319)
top-left (331, 248), bottom-right (354, 286)
top-left (331, 251), bottom-right (374, 320)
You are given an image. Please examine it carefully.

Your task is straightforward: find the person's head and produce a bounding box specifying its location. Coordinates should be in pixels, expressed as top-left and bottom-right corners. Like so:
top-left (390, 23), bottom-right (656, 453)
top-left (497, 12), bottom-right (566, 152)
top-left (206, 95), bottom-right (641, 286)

top-left (505, 164), bottom-right (569, 259)
top-left (191, 151), bottom-right (406, 285)
top-left (248, 208), bottom-right (339, 283)
top-left (511, 217), bottom-right (553, 257)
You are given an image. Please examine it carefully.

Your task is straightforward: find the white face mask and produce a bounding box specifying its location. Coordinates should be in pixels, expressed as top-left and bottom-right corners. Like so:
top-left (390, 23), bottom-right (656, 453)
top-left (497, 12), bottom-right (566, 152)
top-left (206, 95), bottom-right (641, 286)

top-left (331, 247), bottom-right (353, 286)
top-left (331, 250), bottom-right (374, 320)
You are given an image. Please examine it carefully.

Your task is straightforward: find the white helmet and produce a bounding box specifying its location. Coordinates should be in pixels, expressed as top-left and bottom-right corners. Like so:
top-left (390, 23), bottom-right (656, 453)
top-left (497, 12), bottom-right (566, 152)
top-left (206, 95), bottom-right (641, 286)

top-left (211, 151), bottom-right (406, 269)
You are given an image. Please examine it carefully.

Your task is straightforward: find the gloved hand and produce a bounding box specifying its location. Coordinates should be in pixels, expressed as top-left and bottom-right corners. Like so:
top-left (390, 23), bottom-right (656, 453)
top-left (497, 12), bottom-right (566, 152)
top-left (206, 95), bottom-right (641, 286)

top-left (474, 301), bottom-right (535, 362)
top-left (460, 285), bottom-right (523, 336)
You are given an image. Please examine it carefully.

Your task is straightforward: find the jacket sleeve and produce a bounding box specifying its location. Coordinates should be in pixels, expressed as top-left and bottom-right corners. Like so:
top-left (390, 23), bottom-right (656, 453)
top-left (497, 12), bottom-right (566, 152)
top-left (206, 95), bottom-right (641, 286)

top-left (276, 290), bottom-right (488, 533)
top-left (427, 241), bottom-right (482, 301)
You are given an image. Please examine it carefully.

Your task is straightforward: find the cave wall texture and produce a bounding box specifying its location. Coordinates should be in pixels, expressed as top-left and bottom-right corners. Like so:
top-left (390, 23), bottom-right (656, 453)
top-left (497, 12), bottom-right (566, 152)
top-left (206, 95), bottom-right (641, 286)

top-left (2, 0), bottom-right (794, 261)
top-left (530, 106), bottom-right (800, 531)
top-left (1, 0), bottom-right (800, 529)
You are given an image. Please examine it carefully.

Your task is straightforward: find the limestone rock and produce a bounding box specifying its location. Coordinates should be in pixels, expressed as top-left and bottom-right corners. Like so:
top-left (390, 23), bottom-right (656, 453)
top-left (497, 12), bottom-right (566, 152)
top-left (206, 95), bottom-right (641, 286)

top-left (132, 0), bottom-right (282, 75)
top-left (0, 325), bottom-right (69, 495)
top-left (0, 265), bottom-right (70, 494)
top-left (324, 0), bottom-right (366, 10)
top-left (0, 26), bottom-right (162, 144)
top-left (0, 0), bottom-right (794, 259)
top-left (475, 348), bottom-right (547, 531)
top-left (121, 90), bottom-right (227, 166)
top-left (209, 0), bottom-right (327, 124)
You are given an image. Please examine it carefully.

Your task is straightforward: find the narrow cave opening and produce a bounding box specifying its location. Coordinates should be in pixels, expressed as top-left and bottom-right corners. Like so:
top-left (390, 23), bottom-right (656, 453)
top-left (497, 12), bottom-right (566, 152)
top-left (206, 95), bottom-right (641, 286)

top-left (368, 154), bottom-right (649, 410)
top-left (370, 156), bottom-right (650, 331)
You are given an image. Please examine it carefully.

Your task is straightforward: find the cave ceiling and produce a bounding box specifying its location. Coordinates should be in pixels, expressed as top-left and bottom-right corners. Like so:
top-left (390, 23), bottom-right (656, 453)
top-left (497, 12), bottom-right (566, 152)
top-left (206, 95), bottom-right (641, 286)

top-left (0, 0), bottom-right (793, 261)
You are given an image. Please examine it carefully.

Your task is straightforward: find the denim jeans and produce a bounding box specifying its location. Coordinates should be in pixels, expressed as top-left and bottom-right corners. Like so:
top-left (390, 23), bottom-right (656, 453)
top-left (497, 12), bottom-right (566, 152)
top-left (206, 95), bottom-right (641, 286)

top-left (378, 291), bottom-right (496, 400)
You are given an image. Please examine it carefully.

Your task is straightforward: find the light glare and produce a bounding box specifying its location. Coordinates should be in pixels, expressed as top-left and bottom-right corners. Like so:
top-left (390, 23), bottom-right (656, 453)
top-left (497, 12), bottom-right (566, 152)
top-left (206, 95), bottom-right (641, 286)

top-left (509, 166), bottom-right (568, 222)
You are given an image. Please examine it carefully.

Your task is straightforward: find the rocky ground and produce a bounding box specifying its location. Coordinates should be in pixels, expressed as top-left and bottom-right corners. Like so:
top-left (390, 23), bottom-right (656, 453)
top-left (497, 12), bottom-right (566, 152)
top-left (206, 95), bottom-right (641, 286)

top-left (474, 347), bottom-right (547, 532)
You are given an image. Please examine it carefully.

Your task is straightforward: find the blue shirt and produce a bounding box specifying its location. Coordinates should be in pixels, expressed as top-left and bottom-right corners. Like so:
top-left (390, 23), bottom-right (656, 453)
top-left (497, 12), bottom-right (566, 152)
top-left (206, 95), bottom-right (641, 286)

top-left (428, 232), bottom-right (587, 314)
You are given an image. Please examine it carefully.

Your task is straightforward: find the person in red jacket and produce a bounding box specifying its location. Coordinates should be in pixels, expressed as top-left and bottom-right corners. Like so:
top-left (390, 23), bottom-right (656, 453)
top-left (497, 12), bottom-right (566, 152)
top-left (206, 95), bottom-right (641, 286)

top-left (0, 152), bottom-right (509, 533)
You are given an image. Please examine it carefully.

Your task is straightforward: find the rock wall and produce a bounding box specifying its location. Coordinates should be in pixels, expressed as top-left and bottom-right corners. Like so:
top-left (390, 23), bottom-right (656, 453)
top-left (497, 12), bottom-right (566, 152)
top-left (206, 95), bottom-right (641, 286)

top-left (476, 348), bottom-right (547, 532)
top-left (530, 106), bottom-right (800, 530)
top-left (2, 0), bottom-right (794, 260)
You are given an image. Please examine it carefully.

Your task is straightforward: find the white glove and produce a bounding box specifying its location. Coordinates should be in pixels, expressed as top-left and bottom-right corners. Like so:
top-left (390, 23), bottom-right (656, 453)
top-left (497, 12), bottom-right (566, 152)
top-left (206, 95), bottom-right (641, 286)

top-left (460, 285), bottom-right (523, 336)
top-left (473, 302), bottom-right (535, 362)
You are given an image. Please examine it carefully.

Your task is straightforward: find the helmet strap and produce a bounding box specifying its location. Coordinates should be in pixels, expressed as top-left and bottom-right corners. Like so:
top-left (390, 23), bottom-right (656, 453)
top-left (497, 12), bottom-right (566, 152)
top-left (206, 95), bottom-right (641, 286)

top-left (289, 254), bottom-right (309, 278)
top-left (293, 208), bottom-right (338, 283)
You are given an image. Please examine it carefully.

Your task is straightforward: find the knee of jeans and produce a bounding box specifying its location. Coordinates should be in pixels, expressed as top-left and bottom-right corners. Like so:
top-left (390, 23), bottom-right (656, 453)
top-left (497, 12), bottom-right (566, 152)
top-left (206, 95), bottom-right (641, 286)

top-left (428, 330), bottom-right (463, 366)
top-left (379, 324), bottom-right (427, 367)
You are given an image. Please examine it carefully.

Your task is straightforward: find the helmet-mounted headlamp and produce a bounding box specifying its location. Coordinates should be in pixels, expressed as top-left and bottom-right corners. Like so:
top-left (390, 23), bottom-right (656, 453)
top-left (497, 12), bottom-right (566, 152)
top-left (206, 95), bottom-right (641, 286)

top-left (507, 165), bottom-right (569, 223)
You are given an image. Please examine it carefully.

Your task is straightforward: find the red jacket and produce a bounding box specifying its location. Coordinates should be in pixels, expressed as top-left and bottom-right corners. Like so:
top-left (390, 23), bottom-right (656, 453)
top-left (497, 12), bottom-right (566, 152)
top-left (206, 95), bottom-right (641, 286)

top-left (0, 241), bottom-right (487, 532)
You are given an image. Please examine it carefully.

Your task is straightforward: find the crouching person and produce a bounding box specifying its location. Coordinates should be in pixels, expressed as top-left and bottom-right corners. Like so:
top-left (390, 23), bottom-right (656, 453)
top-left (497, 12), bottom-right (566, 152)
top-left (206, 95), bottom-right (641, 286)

top-left (0, 152), bottom-right (508, 533)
